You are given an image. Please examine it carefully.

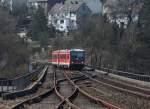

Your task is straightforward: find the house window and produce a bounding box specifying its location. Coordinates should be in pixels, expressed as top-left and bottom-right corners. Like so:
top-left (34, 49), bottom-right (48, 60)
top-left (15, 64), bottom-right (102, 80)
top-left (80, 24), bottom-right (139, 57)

top-left (70, 12), bottom-right (75, 16)
top-left (75, 1), bottom-right (78, 4)
top-left (65, 13), bottom-right (68, 16)
top-left (82, 6), bottom-right (86, 11)
top-left (60, 20), bottom-right (64, 24)
top-left (54, 20), bottom-right (57, 24)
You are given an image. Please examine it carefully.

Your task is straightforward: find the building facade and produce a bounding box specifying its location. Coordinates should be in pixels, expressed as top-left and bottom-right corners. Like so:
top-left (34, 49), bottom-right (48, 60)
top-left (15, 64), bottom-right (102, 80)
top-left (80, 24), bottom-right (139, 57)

top-left (103, 0), bottom-right (142, 28)
top-left (48, 1), bottom-right (91, 32)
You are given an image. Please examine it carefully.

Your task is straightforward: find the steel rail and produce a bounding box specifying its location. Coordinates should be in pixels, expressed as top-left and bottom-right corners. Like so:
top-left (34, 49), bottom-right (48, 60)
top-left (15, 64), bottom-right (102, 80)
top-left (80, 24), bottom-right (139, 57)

top-left (11, 88), bottom-right (55, 109)
top-left (3, 65), bottom-right (49, 100)
top-left (79, 71), bottom-right (150, 100)
top-left (92, 71), bottom-right (150, 95)
top-left (86, 65), bottom-right (150, 82)
top-left (10, 69), bottom-right (86, 109)
top-left (54, 70), bottom-right (81, 109)
top-left (10, 65), bottom-right (54, 109)
top-left (64, 71), bottom-right (121, 109)
top-left (0, 64), bottom-right (45, 94)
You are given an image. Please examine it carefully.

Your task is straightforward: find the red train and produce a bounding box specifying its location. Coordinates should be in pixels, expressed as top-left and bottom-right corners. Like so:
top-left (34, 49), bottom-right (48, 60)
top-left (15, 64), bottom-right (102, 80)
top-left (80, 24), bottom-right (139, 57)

top-left (51, 49), bottom-right (85, 69)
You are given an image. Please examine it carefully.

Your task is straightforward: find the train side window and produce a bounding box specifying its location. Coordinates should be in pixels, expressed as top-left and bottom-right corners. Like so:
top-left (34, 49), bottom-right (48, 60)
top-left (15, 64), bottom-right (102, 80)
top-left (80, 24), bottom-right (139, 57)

top-left (64, 54), bottom-right (66, 59)
top-left (59, 54), bottom-right (62, 59)
top-left (59, 55), bottom-right (61, 58)
top-left (60, 54), bottom-right (65, 59)
top-left (52, 55), bottom-right (57, 59)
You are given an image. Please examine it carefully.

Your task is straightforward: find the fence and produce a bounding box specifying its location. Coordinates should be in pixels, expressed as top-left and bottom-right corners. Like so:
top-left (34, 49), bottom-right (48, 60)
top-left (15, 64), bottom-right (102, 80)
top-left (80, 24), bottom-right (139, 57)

top-left (0, 65), bottom-right (44, 93)
top-left (87, 65), bottom-right (150, 82)
top-left (99, 67), bottom-right (150, 82)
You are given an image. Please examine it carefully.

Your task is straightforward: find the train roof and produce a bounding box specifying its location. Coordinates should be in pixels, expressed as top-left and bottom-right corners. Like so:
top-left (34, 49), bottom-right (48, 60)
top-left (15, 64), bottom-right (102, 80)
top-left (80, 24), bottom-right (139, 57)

top-left (52, 49), bottom-right (84, 53)
top-left (52, 49), bottom-right (69, 53)
top-left (70, 49), bottom-right (85, 52)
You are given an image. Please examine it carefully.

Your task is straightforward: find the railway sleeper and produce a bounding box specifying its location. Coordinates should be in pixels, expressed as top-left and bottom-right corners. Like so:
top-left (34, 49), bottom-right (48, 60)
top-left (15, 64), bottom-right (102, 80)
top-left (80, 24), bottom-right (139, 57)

top-left (64, 71), bottom-right (121, 109)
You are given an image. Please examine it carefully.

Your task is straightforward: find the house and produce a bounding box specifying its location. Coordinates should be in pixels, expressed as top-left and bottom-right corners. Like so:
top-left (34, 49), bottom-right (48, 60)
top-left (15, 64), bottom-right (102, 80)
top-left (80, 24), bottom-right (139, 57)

top-left (27, 0), bottom-right (48, 14)
top-left (48, 1), bottom-right (91, 32)
top-left (65, 0), bottom-right (103, 14)
top-left (103, 0), bottom-right (142, 28)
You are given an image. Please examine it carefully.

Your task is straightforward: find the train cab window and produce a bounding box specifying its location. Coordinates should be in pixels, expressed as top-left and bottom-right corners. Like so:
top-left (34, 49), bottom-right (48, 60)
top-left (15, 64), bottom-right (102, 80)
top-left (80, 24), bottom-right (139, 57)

top-left (71, 51), bottom-right (85, 58)
top-left (78, 52), bottom-right (85, 58)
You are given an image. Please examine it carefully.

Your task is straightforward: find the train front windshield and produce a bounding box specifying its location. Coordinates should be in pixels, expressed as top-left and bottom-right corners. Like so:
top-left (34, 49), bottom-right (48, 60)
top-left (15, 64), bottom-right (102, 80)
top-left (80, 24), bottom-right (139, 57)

top-left (70, 51), bottom-right (85, 61)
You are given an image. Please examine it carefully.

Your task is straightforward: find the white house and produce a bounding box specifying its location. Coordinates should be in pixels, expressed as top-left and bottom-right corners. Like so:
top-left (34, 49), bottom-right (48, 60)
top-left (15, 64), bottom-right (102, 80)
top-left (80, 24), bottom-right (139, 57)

top-left (48, 1), bottom-right (91, 32)
top-left (103, 0), bottom-right (142, 28)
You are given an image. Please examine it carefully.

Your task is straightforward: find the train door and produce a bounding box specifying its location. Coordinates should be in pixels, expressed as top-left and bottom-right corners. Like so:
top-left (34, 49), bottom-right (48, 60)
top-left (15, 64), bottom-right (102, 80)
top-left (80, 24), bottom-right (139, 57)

top-left (52, 53), bottom-right (58, 66)
top-left (67, 53), bottom-right (70, 68)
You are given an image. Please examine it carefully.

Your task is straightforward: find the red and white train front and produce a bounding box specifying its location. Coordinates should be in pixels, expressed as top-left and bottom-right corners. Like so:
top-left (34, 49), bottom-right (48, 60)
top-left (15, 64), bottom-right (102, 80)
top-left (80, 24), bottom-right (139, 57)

top-left (51, 49), bottom-right (85, 69)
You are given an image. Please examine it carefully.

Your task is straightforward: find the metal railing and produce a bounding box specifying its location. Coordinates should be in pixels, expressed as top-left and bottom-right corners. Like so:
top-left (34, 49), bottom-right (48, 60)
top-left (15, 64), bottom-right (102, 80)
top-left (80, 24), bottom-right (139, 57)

top-left (87, 65), bottom-right (150, 82)
top-left (99, 67), bottom-right (150, 82)
top-left (0, 65), bottom-right (44, 93)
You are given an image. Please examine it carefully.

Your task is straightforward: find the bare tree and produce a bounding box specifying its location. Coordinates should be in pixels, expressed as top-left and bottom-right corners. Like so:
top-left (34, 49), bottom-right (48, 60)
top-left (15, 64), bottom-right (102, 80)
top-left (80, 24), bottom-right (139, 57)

top-left (0, 8), bottom-right (30, 78)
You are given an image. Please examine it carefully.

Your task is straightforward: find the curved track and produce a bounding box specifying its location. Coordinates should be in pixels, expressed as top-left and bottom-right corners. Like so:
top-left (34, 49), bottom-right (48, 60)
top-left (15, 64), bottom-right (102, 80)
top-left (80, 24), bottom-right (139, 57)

top-left (23, 68), bottom-right (121, 109)
top-left (54, 69), bottom-right (81, 109)
top-left (73, 70), bottom-right (150, 109)
top-left (9, 66), bottom-right (54, 109)
top-left (0, 66), bottom-right (49, 109)
top-left (81, 71), bottom-right (150, 99)
top-left (10, 66), bottom-right (150, 109)
top-left (63, 70), bottom-right (121, 109)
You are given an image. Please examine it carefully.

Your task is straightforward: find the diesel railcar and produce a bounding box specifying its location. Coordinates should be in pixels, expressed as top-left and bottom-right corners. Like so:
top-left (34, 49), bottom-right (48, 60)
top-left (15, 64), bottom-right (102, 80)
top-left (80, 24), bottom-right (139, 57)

top-left (51, 49), bottom-right (85, 70)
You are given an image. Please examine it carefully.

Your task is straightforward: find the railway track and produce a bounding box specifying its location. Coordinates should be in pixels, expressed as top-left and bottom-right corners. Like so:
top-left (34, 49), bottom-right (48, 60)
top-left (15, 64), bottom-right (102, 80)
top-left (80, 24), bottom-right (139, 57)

top-left (10, 68), bottom-right (85, 109)
top-left (63, 70), bottom-right (121, 109)
top-left (74, 70), bottom-right (150, 109)
top-left (7, 66), bottom-right (150, 109)
top-left (25, 69), bottom-right (60, 109)
top-left (54, 69), bottom-right (81, 109)
top-left (9, 66), bottom-right (53, 109)
top-left (0, 66), bottom-right (49, 109)
top-left (25, 68), bottom-right (121, 109)
top-left (11, 68), bottom-right (86, 109)
top-left (81, 71), bottom-right (150, 99)
top-left (86, 65), bottom-right (150, 82)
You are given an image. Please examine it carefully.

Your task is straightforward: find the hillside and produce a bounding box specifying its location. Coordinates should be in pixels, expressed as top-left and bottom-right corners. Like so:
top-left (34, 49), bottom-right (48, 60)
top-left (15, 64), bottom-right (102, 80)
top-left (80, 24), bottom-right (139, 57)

top-left (0, 8), bottom-right (30, 78)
